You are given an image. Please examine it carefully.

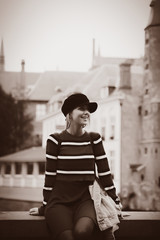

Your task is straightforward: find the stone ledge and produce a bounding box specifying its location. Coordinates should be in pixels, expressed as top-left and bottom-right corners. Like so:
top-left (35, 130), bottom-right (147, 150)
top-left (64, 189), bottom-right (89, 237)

top-left (0, 211), bottom-right (160, 240)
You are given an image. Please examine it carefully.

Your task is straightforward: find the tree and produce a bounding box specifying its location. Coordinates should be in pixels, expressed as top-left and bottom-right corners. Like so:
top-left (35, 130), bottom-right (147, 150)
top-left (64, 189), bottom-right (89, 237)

top-left (0, 86), bottom-right (33, 156)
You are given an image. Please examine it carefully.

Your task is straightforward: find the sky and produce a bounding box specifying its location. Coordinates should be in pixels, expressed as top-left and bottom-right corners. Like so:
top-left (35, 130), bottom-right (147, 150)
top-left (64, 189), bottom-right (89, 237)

top-left (0, 0), bottom-right (151, 72)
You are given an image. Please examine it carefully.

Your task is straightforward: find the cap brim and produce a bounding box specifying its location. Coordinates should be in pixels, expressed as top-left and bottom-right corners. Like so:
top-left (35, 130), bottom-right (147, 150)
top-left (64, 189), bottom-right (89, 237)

top-left (88, 102), bottom-right (98, 113)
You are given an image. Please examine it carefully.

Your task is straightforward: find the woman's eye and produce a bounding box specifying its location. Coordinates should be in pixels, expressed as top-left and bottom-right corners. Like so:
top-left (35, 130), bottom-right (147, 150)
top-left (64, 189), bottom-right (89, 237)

top-left (78, 106), bottom-right (89, 111)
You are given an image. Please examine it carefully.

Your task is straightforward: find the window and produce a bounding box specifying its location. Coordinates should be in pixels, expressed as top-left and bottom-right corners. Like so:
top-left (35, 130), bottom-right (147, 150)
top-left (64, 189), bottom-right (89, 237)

top-left (101, 126), bottom-right (106, 140)
top-left (110, 125), bottom-right (115, 140)
top-left (38, 162), bottom-right (45, 175)
top-left (138, 148), bottom-right (141, 155)
top-left (36, 104), bottom-right (46, 120)
top-left (5, 163), bottom-right (11, 174)
top-left (145, 38), bottom-right (149, 44)
top-left (15, 163), bottom-right (22, 175)
top-left (141, 174), bottom-right (144, 181)
top-left (108, 86), bottom-right (115, 95)
top-left (145, 63), bottom-right (149, 70)
top-left (145, 89), bottom-right (149, 95)
top-left (144, 148), bottom-right (148, 154)
top-left (144, 110), bottom-right (148, 116)
top-left (138, 106), bottom-right (142, 115)
top-left (27, 163), bottom-right (33, 175)
top-left (109, 116), bottom-right (115, 140)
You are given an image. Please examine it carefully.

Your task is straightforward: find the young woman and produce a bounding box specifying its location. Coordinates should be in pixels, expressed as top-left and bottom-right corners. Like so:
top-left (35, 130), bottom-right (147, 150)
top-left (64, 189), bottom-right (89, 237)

top-left (29, 93), bottom-right (120, 240)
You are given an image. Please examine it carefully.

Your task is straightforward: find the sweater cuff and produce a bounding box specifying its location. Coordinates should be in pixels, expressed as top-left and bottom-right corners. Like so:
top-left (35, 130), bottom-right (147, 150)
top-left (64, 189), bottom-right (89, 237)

top-left (115, 197), bottom-right (120, 204)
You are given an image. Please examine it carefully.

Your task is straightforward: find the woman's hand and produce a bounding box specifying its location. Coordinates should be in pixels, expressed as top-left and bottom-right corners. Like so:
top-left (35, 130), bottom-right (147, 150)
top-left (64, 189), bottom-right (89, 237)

top-left (115, 203), bottom-right (123, 219)
top-left (29, 207), bottom-right (39, 216)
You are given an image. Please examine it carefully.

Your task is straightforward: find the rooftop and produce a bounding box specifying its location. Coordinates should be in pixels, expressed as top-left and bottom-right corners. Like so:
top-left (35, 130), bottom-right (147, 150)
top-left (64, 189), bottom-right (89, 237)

top-left (0, 146), bottom-right (45, 162)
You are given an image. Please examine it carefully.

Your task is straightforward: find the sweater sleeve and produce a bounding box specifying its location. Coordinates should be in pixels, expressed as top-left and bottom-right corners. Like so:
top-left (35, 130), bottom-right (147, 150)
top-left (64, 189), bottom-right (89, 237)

top-left (91, 132), bottom-right (120, 204)
top-left (38, 133), bottom-right (59, 215)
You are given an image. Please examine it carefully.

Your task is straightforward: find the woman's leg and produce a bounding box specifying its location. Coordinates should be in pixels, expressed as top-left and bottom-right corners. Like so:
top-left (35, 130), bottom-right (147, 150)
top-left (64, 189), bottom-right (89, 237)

top-left (57, 230), bottom-right (74, 240)
top-left (102, 228), bottom-right (115, 240)
top-left (74, 217), bottom-right (95, 240)
top-left (45, 204), bottom-right (73, 240)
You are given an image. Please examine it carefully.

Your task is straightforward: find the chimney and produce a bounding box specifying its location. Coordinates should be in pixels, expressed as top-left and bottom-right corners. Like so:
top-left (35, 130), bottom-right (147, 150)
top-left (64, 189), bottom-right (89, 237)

top-left (92, 38), bottom-right (95, 59)
top-left (20, 59), bottom-right (25, 93)
top-left (0, 39), bottom-right (5, 72)
top-left (92, 38), bottom-right (96, 68)
top-left (21, 59), bottom-right (25, 72)
top-left (119, 62), bottom-right (132, 89)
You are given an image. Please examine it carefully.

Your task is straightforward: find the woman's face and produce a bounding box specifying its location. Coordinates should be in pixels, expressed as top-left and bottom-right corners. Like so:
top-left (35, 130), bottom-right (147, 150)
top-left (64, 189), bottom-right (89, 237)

top-left (70, 105), bottom-right (90, 127)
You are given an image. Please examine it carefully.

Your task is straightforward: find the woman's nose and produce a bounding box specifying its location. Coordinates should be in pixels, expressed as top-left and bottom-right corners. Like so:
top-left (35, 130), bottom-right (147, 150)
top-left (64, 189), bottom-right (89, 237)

top-left (83, 111), bottom-right (90, 117)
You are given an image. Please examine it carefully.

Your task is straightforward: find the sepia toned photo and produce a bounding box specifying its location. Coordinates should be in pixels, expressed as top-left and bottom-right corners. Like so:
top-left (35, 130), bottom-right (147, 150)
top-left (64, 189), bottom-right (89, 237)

top-left (0, 0), bottom-right (160, 239)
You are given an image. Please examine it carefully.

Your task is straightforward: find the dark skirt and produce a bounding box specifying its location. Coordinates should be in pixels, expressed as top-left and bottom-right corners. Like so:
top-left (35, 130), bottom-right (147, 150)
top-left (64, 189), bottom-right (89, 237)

top-left (45, 181), bottom-right (97, 239)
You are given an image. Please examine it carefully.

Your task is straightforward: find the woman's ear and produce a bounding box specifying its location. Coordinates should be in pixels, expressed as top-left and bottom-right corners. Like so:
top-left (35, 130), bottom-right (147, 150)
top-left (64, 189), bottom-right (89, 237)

top-left (69, 113), bottom-right (72, 120)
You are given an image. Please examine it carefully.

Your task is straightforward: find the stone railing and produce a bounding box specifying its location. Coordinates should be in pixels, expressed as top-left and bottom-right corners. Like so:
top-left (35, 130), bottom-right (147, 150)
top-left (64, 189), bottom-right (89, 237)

top-left (0, 211), bottom-right (160, 240)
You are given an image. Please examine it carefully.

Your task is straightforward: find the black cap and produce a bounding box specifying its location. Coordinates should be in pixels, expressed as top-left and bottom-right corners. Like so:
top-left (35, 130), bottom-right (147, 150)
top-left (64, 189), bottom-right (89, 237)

top-left (61, 93), bottom-right (98, 116)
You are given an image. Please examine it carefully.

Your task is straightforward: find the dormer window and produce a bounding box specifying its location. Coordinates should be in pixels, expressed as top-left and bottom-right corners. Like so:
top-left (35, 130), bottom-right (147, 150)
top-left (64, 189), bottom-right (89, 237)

top-left (108, 86), bottom-right (115, 95)
top-left (100, 86), bottom-right (115, 98)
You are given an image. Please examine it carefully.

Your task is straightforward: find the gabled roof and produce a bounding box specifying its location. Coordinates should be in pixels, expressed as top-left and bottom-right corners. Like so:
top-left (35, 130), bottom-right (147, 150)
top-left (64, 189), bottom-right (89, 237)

top-left (59, 64), bottom-right (120, 101)
top-left (47, 57), bottom-right (143, 105)
top-left (28, 71), bottom-right (86, 101)
top-left (0, 147), bottom-right (45, 162)
top-left (59, 58), bottom-right (144, 101)
top-left (0, 71), bottom-right (41, 95)
top-left (83, 64), bottom-right (119, 100)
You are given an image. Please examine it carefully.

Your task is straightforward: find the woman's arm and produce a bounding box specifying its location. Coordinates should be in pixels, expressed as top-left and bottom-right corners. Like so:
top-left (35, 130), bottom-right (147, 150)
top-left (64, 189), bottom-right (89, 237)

top-left (91, 132), bottom-right (120, 204)
top-left (29, 134), bottom-right (59, 216)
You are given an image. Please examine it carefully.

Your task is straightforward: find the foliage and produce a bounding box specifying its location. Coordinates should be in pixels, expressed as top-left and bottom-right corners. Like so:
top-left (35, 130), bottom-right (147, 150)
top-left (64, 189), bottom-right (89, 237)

top-left (0, 85), bottom-right (33, 156)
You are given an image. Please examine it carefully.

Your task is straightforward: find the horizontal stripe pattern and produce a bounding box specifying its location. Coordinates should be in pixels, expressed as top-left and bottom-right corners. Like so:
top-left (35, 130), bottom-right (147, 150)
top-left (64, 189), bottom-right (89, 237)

top-left (98, 170), bottom-right (111, 176)
top-left (48, 136), bottom-right (58, 145)
top-left (57, 170), bottom-right (94, 174)
top-left (93, 137), bottom-right (102, 145)
top-left (45, 171), bottom-right (56, 176)
top-left (58, 155), bottom-right (94, 160)
top-left (46, 154), bottom-right (57, 160)
top-left (96, 154), bottom-right (107, 160)
top-left (43, 201), bottom-right (47, 205)
top-left (61, 141), bottom-right (91, 146)
top-left (104, 185), bottom-right (115, 191)
top-left (43, 187), bottom-right (53, 191)
top-left (42, 131), bottom-right (119, 206)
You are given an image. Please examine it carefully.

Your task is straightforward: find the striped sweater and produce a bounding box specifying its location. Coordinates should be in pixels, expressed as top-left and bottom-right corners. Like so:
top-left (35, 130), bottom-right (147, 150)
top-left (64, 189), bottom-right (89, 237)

top-left (39, 130), bottom-right (120, 215)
